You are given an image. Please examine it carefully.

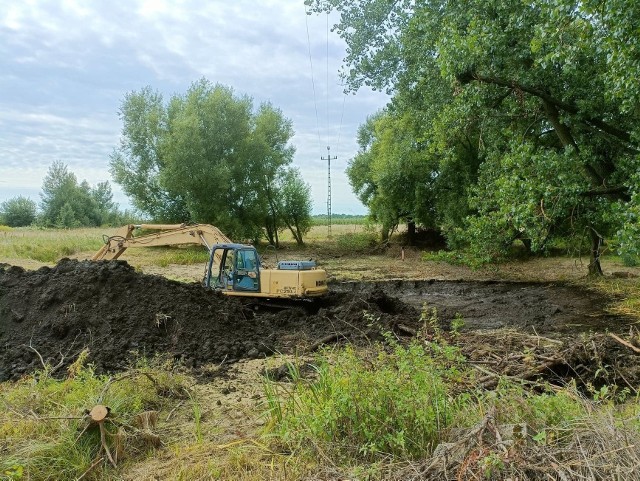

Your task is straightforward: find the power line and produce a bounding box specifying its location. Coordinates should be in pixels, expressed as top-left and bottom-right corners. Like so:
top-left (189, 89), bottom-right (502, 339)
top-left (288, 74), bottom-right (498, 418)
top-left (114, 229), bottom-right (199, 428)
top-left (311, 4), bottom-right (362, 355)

top-left (304, 4), bottom-right (322, 149)
top-left (306, 6), bottom-right (345, 234)
top-left (326, 10), bottom-right (330, 148)
top-left (326, 11), bottom-right (332, 236)
top-left (335, 84), bottom-right (347, 154)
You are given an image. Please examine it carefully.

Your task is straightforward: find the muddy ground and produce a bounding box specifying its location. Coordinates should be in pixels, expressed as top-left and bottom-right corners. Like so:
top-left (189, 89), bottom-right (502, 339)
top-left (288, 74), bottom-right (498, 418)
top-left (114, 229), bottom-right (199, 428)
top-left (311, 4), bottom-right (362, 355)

top-left (334, 278), bottom-right (627, 333)
top-left (0, 259), bottom-right (638, 388)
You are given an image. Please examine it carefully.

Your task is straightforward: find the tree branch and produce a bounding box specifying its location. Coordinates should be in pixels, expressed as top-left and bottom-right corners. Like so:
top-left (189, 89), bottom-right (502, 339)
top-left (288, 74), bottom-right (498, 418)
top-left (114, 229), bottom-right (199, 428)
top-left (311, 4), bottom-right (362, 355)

top-left (581, 185), bottom-right (631, 200)
top-left (459, 71), bottom-right (634, 145)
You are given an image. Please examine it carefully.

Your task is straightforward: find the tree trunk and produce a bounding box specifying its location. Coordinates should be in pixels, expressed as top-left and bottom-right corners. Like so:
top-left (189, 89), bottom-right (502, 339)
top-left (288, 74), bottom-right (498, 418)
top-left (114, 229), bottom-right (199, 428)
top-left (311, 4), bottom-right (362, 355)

top-left (381, 225), bottom-right (390, 243)
top-left (588, 227), bottom-right (604, 276)
top-left (542, 100), bottom-right (603, 186)
top-left (407, 220), bottom-right (416, 246)
top-left (265, 223), bottom-right (276, 246)
top-left (293, 223), bottom-right (305, 246)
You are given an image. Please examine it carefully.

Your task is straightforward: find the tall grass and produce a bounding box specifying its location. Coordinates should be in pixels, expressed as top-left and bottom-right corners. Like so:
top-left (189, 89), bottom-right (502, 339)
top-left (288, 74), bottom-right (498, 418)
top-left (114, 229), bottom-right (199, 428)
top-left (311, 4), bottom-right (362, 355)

top-left (0, 227), bottom-right (104, 263)
top-left (264, 339), bottom-right (474, 460)
top-left (0, 355), bottom-right (188, 480)
top-left (263, 330), bottom-right (635, 471)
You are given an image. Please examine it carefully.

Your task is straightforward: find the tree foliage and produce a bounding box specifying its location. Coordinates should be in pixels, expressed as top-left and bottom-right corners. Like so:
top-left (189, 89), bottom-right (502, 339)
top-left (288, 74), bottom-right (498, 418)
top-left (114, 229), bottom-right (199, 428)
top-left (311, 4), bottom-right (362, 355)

top-left (40, 161), bottom-right (122, 227)
top-left (0, 196), bottom-right (37, 227)
top-left (111, 79), bottom-right (312, 244)
top-left (313, 0), bottom-right (640, 269)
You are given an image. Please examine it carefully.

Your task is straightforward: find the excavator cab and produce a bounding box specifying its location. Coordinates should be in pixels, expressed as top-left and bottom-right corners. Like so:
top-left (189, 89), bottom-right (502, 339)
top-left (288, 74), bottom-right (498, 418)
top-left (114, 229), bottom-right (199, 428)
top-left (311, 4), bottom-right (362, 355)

top-left (204, 244), bottom-right (260, 292)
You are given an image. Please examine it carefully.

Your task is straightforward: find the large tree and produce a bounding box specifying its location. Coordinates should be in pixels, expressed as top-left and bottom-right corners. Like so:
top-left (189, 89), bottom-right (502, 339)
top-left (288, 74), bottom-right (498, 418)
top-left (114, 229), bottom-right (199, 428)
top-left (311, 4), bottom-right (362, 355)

top-left (110, 86), bottom-right (190, 222)
top-left (312, 0), bottom-right (640, 272)
top-left (111, 79), bottom-right (311, 243)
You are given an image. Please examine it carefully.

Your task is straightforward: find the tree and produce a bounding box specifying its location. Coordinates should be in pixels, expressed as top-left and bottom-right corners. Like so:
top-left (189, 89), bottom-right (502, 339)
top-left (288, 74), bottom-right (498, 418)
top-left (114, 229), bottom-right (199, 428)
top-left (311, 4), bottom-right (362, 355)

top-left (348, 110), bottom-right (441, 243)
top-left (0, 196), bottom-right (37, 227)
top-left (40, 161), bottom-right (120, 227)
top-left (110, 86), bottom-right (190, 222)
top-left (312, 0), bottom-right (640, 273)
top-left (111, 79), bottom-right (310, 244)
top-left (279, 168), bottom-right (313, 246)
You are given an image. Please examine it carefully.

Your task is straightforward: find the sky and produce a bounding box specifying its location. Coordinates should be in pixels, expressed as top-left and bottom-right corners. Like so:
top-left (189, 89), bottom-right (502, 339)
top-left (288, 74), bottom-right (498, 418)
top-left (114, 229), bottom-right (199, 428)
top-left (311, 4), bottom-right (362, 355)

top-left (0, 0), bottom-right (389, 216)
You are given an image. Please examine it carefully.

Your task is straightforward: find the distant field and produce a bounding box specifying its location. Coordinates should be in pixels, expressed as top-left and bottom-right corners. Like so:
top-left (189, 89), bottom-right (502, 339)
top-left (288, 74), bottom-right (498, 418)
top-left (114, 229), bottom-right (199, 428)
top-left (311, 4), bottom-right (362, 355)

top-left (310, 215), bottom-right (367, 226)
top-left (0, 227), bottom-right (104, 264)
top-left (279, 222), bottom-right (370, 242)
top-left (0, 224), bottom-right (374, 267)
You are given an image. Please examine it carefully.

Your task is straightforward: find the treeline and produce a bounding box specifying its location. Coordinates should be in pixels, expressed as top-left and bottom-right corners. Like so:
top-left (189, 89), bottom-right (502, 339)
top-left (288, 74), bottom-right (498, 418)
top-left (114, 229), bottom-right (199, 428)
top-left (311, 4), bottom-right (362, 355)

top-left (0, 161), bottom-right (134, 228)
top-left (311, 0), bottom-right (640, 272)
top-left (109, 79), bottom-right (312, 246)
top-left (312, 214), bottom-right (367, 226)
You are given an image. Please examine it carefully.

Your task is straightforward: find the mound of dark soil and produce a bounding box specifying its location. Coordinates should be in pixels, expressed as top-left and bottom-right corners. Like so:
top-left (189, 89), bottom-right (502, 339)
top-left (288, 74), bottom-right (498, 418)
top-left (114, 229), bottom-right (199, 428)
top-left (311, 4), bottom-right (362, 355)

top-left (0, 259), bottom-right (420, 381)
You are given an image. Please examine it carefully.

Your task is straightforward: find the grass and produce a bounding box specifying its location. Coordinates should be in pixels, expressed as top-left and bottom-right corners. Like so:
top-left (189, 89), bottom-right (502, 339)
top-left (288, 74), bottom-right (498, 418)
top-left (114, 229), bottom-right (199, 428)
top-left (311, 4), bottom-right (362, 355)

top-left (0, 354), bottom-right (189, 481)
top-left (263, 333), bottom-right (640, 479)
top-left (0, 227), bottom-right (104, 263)
top-left (589, 276), bottom-right (640, 321)
top-left (264, 338), bottom-right (473, 460)
top-left (156, 246), bottom-right (210, 267)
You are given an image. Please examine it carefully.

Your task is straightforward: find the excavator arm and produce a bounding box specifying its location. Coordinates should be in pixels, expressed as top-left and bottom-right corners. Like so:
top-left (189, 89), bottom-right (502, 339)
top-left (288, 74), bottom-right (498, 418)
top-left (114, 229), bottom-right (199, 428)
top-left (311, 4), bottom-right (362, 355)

top-left (92, 224), bottom-right (232, 261)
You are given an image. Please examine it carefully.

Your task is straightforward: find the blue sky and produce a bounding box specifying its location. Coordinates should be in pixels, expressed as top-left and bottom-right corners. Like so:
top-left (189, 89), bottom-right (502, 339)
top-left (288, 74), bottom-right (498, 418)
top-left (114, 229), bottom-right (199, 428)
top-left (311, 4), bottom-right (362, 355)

top-left (0, 1), bottom-right (388, 215)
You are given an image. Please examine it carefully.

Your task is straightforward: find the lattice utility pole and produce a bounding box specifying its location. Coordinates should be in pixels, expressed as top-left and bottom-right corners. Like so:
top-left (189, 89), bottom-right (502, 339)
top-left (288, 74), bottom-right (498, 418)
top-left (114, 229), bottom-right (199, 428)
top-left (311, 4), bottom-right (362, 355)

top-left (321, 145), bottom-right (337, 237)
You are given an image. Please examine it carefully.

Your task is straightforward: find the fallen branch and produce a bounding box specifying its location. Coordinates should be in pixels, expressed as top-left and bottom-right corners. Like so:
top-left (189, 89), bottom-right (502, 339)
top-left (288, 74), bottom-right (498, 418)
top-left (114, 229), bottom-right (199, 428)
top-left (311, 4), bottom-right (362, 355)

top-left (308, 333), bottom-right (342, 352)
top-left (75, 457), bottom-right (104, 481)
top-left (608, 333), bottom-right (640, 354)
top-left (396, 324), bottom-right (417, 336)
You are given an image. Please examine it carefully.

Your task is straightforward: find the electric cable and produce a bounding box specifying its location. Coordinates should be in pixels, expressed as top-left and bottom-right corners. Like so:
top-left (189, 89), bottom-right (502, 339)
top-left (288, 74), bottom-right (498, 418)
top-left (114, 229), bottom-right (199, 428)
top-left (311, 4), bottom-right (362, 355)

top-left (304, 3), bottom-right (322, 150)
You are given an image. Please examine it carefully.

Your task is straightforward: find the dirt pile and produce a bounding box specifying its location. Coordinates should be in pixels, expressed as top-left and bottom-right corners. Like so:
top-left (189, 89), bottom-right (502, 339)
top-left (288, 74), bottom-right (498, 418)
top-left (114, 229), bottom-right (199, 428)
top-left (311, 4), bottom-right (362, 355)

top-left (0, 259), bottom-right (420, 381)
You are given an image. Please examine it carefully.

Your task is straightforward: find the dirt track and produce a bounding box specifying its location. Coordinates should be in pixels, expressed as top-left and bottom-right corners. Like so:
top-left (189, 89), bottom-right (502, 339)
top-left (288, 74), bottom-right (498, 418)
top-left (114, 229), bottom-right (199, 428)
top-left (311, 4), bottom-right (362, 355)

top-left (0, 259), bottom-right (636, 384)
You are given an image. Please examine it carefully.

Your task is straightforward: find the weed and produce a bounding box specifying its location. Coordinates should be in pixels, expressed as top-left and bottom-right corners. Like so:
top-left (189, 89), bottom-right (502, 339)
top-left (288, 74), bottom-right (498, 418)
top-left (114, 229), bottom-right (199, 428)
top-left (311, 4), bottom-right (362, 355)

top-left (0, 356), bottom-right (188, 480)
top-left (451, 313), bottom-right (465, 335)
top-left (190, 391), bottom-right (204, 444)
top-left (264, 339), bottom-right (473, 461)
top-left (335, 231), bottom-right (378, 251)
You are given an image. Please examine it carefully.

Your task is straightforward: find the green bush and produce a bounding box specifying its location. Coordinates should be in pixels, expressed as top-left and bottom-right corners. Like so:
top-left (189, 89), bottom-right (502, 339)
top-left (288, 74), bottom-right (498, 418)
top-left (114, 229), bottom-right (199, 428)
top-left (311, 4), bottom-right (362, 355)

top-left (335, 232), bottom-right (378, 251)
top-left (0, 196), bottom-right (37, 227)
top-left (264, 338), bottom-right (473, 460)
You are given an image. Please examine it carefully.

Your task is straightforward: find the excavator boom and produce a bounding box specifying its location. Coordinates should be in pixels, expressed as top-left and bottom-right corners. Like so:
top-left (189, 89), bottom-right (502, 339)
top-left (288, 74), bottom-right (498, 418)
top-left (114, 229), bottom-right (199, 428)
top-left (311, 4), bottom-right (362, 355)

top-left (92, 224), bottom-right (231, 260)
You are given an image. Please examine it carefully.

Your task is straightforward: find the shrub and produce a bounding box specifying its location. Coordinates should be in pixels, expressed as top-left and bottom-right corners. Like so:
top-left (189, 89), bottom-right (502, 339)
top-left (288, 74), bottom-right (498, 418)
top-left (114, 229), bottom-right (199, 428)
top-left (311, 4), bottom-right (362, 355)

top-left (335, 232), bottom-right (378, 251)
top-left (0, 196), bottom-right (37, 227)
top-left (264, 338), bottom-right (473, 460)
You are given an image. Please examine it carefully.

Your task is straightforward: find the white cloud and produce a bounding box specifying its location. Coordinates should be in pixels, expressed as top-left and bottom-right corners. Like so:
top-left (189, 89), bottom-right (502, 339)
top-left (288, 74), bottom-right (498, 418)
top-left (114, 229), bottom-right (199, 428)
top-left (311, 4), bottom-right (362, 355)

top-left (0, 1), bottom-right (389, 215)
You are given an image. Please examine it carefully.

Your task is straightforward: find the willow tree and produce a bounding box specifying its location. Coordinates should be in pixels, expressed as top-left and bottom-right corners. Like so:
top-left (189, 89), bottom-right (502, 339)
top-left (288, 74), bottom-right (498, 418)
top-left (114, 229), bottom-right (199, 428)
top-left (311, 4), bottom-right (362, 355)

top-left (110, 79), bottom-right (311, 243)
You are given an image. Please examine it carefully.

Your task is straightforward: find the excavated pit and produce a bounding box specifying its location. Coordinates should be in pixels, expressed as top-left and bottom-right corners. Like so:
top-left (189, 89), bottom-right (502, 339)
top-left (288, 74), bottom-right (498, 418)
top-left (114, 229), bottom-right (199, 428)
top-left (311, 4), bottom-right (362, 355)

top-left (0, 259), bottom-right (637, 386)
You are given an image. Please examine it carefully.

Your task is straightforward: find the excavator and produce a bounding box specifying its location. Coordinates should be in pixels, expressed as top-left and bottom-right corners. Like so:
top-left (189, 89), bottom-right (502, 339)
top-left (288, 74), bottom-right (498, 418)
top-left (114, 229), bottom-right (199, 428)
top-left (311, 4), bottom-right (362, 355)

top-left (92, 224), bottom-right (328, 299)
